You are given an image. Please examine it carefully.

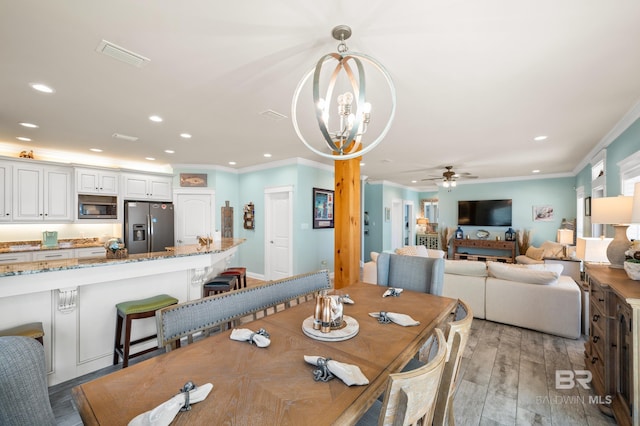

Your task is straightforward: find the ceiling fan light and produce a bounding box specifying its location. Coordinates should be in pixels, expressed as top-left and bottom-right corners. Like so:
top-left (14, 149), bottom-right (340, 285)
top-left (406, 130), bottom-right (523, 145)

top-left (451, 181), bottom-right (457, 187)
top-left (443, 180), bottom-right (450, 188)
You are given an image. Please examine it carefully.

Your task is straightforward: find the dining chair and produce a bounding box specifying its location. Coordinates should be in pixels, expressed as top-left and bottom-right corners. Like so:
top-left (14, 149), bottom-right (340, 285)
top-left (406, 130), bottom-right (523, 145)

top-left (0, 336), bottom-right (56, 426)
top-left (356, 328), bottom-right (447, 426)
top-left (433, 300), bottom-right (473, 426)
top-left (376, 252), bottom-right (445, 295)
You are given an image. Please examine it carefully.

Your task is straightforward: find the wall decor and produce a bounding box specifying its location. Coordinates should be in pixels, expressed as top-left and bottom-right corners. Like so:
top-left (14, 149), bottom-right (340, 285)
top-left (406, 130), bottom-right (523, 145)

top-left (179, 173), bottom-right (207, 187)
top-left (243, 202), bottom-right (255, 230)
top-left (384, 207), bottom-right (391, 222)
top-left (313, 187), bottom-right (334, 229)
top-left (221, 201), bottom-right (233, 237)
top-left (533, 205), bottom-right (554, 222)
top-left (584, 196), bottom-right (591, 217)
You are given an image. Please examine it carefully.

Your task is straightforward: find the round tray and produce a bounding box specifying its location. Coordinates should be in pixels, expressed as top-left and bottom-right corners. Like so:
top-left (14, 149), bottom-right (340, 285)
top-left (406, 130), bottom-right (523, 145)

top-left (302, 315), bottom-right (359, 342)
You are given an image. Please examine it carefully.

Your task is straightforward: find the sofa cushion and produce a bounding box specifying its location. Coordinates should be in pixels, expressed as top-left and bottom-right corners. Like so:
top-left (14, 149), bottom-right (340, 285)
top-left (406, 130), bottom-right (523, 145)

top-left (487, 261), bottom-right (559, 285)
top-left (524, 263), bottom-right (564, 275)
top-left (370, 251), bottom-right (379, 263)
top-left (525, 246), bottom-right (545, 261)
top-left (444, 260), bottom-right (488, 277)
top-left (540, 240), bottom-right (565, 258)
top-left (395, 246), bottom-right (418, 256)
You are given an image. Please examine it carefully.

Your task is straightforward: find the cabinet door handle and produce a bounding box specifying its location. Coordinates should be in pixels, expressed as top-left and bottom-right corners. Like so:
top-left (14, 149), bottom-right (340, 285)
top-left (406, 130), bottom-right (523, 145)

top-left (598, 298), bottom-right (604, 302)
top-left (592, 314), bottom-right (600, 322)
top-left (592, 336), bottom-right (599, 343)
top-left (591, 357), bottom-right (598, 364)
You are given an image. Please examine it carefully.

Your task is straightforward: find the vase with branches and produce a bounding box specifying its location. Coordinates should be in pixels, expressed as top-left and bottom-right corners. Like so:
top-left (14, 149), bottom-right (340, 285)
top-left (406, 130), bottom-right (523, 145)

top-left (439, 227), bottom-right (454, 257)
top-left (517, 229), bottom-right (532, 255)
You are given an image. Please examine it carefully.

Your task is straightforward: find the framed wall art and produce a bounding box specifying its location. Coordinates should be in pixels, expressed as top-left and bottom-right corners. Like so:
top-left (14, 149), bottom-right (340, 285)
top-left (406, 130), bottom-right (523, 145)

top-left (533, 205), bottom-right (554, 222)
top-left (584, 196), bottom-right (591, 217)
top-left (313, 187), bottom-right (334, 229)
top-left (179, 173), bottom-right (207, 187)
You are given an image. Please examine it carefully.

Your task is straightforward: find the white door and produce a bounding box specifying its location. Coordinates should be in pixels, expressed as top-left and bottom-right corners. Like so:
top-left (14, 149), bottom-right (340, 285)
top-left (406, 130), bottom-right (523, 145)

top-left (391, 199), bottom-right (403, 250)
top-left (174, 190), bottom-right (215, 246)
top-left (265, 186), bottom-right (292, 280)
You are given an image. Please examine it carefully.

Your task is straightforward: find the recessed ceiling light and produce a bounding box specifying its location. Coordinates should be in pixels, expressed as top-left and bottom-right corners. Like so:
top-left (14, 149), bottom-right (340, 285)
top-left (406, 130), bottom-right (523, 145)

top-left (533, 136), bottom-right (548, 141)
top-left (164, 149), bottom-right (175, 154)
top-left (228, 161), bottom-right (237, 166)
top-left (90, 148), bottom-right (103, 153)
top-left (16, 137), bottom-right (32, 141)
top-left (180, 133), bottom-right (192, 139)
top-left (30, 83), bottom-right (54, 93)
top-left (112, 133), bottom-right (139, 142)
top-left (19, 122), bottom-right (38, 128)
top-left (263, 153), bottom-right (272, 158)
top-left (411, 180), bottom-right (417, 183)
top-left (532, 169), bottom-right (540, 173)
top-left (149, 115), bottom-right (163, 123)
top-left (360, 162), bottom-right (365, 166)
top-left (145, 157), bottom-right (155, 161)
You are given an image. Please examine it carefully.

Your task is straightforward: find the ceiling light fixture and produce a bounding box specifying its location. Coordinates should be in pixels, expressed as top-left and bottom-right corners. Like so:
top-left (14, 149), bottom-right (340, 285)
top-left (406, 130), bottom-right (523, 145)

top-left (30, 83), bottom-right (54, 93)
top-left (532, 169), bottom-right (540, 173)
top-left (229, 161), bottom-right (237, 165)
top-left (90, 148), bottom-right (103, 153)
top-left (291, 25), bottom-right (396, 160)
top-left (16, 137), bottom-right (32, 142)
top-left (441, 166), bottom-right (457, 192)
top-left (145, 157), bottom-right (155, 161)
top-left (112, 133), bottom-right (139, 142)
top-left (149, 115), bottom-right (163, 123)
top-left (19, 122), bottom-right (38, 128)
top-left (164, 150), bottom-right (175, 154)
top-left (180, 133), bottom-right (192, 139)
top-left (263, 153), bottom-right (272, 158)
top-left (534, 135), bottom-right (548, 141)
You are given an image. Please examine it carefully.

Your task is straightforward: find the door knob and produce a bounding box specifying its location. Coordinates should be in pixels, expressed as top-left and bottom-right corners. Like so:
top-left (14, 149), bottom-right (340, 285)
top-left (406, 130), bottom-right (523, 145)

top-left (270, 240), bottom-right (274, 244)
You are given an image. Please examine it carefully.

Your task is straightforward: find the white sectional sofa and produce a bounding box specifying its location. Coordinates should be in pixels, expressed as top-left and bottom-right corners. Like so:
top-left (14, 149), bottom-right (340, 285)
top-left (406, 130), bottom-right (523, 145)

top-left (442, 260), bottom-right (581, 339)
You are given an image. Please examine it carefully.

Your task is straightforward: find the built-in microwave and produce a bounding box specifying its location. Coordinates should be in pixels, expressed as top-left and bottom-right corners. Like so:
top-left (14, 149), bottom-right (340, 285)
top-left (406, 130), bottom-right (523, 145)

top-left (78, 194), bottom-right (118, 219)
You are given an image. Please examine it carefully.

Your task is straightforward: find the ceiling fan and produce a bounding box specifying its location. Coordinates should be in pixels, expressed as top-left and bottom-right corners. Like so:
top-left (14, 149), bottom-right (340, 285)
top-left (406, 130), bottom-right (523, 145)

top-left (421, 166), bottom-right (477, 190)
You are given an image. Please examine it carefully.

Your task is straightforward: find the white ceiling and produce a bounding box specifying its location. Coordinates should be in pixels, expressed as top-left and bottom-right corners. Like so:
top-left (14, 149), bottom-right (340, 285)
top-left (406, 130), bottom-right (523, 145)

top-left (2, 1), bottom-right (640, 188)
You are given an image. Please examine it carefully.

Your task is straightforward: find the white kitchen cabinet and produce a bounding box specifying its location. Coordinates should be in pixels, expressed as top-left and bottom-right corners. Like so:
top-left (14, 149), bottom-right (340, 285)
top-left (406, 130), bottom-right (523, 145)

top-left (13, 164), bottom-right (72, 222)
top-left (74, 247), bottom-right (106, 258)
top-left (32, 249), bottom-right (73, 261)
top-left (122, 173), bottom-right (173, 201)
top-left (0, 162), bottom-right (11, 222)
top-left (75, 167), bottom-right (118, 195)
top-left (0, 252), bottom-right (32, 264)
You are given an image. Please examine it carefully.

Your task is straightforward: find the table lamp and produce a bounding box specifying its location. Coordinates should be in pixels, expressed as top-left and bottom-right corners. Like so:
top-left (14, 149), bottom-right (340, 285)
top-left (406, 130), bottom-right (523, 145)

top-left (591, 196), bottom-right (633, 268)
top-left (575, 237), bottom-right (613, 264)
top-left (417, 217), bottom-right (429, 233)
top-left (556, 229), bottom-right (574, 258)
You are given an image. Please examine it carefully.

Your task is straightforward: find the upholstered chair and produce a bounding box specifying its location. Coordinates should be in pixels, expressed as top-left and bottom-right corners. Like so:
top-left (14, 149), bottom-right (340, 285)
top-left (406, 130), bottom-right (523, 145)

top-left (376, 252), bottom-right (445, 295)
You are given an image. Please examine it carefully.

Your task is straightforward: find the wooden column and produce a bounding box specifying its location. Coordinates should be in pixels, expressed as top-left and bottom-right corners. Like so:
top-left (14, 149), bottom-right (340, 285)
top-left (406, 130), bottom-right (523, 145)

top-left (334, 156), bottom-right (361, 289)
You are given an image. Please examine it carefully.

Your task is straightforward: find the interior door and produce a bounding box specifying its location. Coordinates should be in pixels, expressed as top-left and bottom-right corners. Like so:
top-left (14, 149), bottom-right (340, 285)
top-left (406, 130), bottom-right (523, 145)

top-left (174, 191), bottom-right (214, 246)
top-left (265, 187), bottom-right (292, 280)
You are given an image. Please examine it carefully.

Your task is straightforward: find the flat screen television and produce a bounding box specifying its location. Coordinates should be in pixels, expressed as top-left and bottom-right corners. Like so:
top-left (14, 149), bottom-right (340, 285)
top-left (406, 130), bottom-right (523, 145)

top-left (458, 199), bottom-right (512, 227)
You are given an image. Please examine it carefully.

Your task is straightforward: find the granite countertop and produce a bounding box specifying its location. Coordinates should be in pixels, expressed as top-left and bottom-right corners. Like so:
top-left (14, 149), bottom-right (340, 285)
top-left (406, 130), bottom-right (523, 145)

top-left (0, 238), bottom-right (104, 253)
top-left (0, 238), bottom-right (246, 277)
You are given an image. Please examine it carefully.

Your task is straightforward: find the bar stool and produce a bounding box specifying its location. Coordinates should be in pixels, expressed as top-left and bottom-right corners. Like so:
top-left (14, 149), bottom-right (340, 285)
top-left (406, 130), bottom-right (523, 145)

top-left (220, 267), bottom-right (247, 289)
top-left (0, 322), bottom-right (44, 345)
top-left (203, 275), bottom-right (237, 297)
top-left (113, 294), bottom-right (178, 368)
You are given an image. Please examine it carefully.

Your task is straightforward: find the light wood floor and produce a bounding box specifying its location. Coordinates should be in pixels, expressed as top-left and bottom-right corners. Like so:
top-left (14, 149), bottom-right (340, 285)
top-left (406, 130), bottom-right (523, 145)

top-left (48, 282), bottom-right (618, 425)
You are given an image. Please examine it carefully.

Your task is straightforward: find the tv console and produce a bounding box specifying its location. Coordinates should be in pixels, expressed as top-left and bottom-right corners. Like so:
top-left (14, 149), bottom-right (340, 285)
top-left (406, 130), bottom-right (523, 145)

top-left (453, 238), bottom-right (516, 263)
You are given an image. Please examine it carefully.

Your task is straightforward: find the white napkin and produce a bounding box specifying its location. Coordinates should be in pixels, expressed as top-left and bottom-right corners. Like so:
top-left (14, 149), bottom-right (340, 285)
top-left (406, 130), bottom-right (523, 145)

top-left (230, 328), bottom-right (271, 347)
top-left (382, 287), bottom-right (403, 297)
top-left (368, 311), bottom-right (420, 326)
top-left (304, 355), bottom-right (369, 386)
top-left (341, 295), bottom-right (355, 304)
top-left (128, 383), bottom-right (213, 426)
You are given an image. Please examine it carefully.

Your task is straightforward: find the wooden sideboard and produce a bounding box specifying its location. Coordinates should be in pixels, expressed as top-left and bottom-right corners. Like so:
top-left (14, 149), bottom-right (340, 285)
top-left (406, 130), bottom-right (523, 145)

top-left (452, 238), bottom-right (516, 263)
top-left (584, 265), bottom-right (640, 426)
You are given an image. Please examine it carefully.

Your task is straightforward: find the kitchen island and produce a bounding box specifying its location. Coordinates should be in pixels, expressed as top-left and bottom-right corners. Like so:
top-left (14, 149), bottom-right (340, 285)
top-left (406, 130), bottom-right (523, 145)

top-left (0, 238), bottom-right (245, 385)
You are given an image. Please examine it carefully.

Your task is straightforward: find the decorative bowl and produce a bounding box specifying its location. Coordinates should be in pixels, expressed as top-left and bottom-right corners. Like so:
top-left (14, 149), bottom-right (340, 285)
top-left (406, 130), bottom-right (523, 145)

top-left (623, 261), bottom-right (640, 280)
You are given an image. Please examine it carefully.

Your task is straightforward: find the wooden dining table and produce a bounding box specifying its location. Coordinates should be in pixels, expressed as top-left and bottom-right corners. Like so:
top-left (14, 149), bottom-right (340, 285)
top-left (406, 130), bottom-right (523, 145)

top-left (72, 282), bottom-right (457, 426)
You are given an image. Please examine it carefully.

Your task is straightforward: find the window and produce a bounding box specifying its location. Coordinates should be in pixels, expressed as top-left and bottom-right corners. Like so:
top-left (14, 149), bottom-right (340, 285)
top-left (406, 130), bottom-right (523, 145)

top-left (619, 150), bottom-right (640, 241)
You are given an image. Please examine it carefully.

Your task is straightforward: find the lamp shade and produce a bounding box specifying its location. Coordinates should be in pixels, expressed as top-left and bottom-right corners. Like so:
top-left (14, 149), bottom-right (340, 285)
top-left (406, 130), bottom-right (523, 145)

top-left (591, 196), bottom-right (633, 224)
top-left (632, 182), bottom-right (640, 224)
top-left (556, 229), bottom-right (574, 245)
top-left (575, 237), bottom-right (613, 263)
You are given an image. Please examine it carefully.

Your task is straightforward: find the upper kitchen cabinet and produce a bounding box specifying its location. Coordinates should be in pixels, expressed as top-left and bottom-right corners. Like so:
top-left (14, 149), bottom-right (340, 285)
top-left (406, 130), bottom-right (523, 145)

top-left (121, 172), bottom-right (173, 201)
top-left (13, 164), bottom-right (72, 222)
top-left (75, 167), bottom-right (118, 195)
top-left (0, 162), bottom-right (11, 222)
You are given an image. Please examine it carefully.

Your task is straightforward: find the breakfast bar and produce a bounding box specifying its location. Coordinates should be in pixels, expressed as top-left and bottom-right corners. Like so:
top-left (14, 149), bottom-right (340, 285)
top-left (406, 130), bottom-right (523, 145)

top-left (0, 238), bottom-right (245, 385)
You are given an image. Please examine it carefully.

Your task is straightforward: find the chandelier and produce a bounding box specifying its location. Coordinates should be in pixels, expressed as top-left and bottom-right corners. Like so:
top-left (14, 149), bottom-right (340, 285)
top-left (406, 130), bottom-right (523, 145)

top-left (291, 25), bottom-right (396, 160)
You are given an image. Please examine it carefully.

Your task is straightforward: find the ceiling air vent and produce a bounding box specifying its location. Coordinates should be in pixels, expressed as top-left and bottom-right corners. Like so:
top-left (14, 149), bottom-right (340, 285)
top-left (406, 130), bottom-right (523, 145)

top-left (96, 40), bottom-right (150, 68)
top-left (112, 133), bottom-right (139, 142)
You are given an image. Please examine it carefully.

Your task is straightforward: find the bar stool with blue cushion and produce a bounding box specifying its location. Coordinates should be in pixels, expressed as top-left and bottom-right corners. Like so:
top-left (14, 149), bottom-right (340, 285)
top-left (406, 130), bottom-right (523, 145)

top-left (203, 275), bottom-right (238, 297)
top-left (0, 322), bottom-right (45, 345)
top-left (219, 266), bottom-right (247, 288)
top-left (114, 294), bottom-right (178, 368)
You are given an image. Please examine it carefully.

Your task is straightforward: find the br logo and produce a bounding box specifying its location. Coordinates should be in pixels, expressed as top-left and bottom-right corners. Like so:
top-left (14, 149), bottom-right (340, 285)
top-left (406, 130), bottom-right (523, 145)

top-left (556, 370), bottom-right (592, 389)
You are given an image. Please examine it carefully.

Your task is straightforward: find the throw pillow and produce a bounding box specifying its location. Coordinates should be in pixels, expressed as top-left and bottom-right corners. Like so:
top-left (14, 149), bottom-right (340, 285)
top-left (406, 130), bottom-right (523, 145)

top-left (524, 263), bottom-right (564, 275)
top-left (444, 259), bottom-right (488, 277)
top-left (414, 245), bottom-right (429, 257)
top-left (540, 240), bottom-right (564, 258)
top-left (525, 246), bottom-right (545, 261)
top-left (370, 251), bottom-right (379, 263)
top-left (395, 246), bottom-right (418, 256)
top-left (487, 261), bottom-right (559, 285)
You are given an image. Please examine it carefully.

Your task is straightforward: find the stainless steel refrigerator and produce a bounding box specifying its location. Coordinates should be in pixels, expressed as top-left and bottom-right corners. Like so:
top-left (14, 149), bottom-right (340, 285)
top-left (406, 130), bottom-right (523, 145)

top-left (124, 201), bottom-right (175, 254)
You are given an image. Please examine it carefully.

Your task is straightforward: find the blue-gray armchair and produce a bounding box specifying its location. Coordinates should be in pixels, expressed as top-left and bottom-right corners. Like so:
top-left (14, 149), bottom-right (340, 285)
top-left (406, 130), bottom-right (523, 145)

top-left (0, 336), bottom-right (56, 425)
top-left (376, 252), bottom-right (445, 295)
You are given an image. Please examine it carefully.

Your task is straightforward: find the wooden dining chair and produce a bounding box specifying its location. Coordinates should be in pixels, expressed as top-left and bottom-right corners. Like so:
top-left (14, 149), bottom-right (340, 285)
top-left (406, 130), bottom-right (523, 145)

top-left (433, 300), bottom-right (473, 426)
top-left (356, 328), bottom-right (447, 426)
